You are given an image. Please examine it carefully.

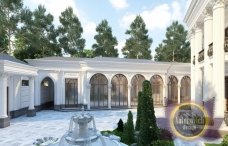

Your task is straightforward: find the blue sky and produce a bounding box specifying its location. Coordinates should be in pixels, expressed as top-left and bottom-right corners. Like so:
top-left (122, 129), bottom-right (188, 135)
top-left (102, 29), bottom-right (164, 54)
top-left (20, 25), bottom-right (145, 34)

top-left (24, 0), bottom-right (191, 58)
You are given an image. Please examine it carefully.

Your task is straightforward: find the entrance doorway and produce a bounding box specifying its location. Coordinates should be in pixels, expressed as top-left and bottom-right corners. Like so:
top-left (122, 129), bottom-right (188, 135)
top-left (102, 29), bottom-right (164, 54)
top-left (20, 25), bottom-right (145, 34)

top-left (65, 79), bottom-right (78, 107)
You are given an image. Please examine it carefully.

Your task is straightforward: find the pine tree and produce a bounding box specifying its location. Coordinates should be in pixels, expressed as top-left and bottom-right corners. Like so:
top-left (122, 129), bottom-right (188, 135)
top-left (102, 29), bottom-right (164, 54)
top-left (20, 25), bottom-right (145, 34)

top-left (138, 80), bottom-right (159, 146)
top-left (0, 0), bottom-right (23, 54)
top-left (92, 19), bottom-right (118, 57)
top-left (58, 7), bottom-right (85, 57)
top-left (14, 6), bottom-right (60, 60)
top-left (154, 21), bottom-right (190, 62)
top-left (135, 91), bottom-right (142, 131)
top-left (122, 15), bottom-right (152, 59)
top-left (123, 111), bottom-right (135, 144)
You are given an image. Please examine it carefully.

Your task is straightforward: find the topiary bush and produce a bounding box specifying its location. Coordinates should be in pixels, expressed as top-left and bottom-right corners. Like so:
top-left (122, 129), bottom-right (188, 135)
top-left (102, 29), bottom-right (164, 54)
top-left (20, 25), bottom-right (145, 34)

top-left (138, 80), bottom-right (159, 146)
top-left (123, 111), bottom-right (135, 145)
top-left (117, 118), bottom-right (124, 132)
top-left (222, 135), bottom-right (228, 146)
top-left (135, 91), bottom-right (142, 131)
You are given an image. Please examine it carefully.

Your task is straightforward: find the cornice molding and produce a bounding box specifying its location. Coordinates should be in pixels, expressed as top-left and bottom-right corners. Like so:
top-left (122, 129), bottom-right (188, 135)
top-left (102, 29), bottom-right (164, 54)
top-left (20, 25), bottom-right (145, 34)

top-left (213, 0), bottom-right (225, 9)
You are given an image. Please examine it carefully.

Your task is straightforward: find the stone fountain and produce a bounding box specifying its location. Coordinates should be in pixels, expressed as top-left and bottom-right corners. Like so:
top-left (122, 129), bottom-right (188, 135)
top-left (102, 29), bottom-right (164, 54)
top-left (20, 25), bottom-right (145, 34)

top-left (34, 107), bottom-right (124, 146)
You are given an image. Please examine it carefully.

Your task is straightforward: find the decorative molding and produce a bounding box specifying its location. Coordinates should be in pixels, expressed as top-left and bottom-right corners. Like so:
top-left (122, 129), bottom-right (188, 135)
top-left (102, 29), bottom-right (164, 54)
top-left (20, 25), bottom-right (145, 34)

top-left (203, 7), bottom-right (213, 19)
top-left (194, 22), bottom-right (204, 31)
top-left (213, 0), bottom-right (225, 9)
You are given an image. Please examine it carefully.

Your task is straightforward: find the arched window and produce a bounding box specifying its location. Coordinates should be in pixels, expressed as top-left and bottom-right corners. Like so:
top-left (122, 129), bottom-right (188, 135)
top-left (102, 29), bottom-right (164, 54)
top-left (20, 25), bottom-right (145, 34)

top-left (131, 74), bottom-right (145, 106)
top-left (151, 75), bottom-right (163, 105)
top-left (90, 73), bottom-right (108, 108)
top-left (180, 76), bottom-right (191, 103)
top-left (40, 77), bottom-right (54, 109)
top-left (111, 74), bottom-right (128, 107)
top-left (168, 75), bottom-right (178, 104)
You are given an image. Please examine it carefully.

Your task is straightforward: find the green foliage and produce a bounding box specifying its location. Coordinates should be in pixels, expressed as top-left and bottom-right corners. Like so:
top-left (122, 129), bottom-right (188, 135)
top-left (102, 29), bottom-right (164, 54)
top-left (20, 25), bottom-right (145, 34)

top-left (123, 111), bottom-right (135, 144)
top-left (150, 140), bottom-right (174, 146)
top-left (81, 49), bottom-right (94, 58)
top-left (117, 119), bottom-right (124, 132)
top-left (135, 91), bottom-right (142, 131)
top-left (154, 21), bottom-right (190, 62)
top-left (14, 6), bottom-right (60, 61)
top-left (0, 0), bottom-right (23, 54)
top-left (222, 135), bottom-right (228, 146)
top-left (138, 80), bottom-right (159, 146)
top-left (122, 15), bottom-right (152, 59)
top-left (58, 7), bottom-right (85, 57)
top-left (158, 128), bottom-right (173, 141)
top-left (92, 19), bottom-right (118, 57)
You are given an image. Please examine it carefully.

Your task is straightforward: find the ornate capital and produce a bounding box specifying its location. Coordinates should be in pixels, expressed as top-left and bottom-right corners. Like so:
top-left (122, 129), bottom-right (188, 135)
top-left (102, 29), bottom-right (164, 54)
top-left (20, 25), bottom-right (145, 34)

top-left (194, 22), bottom-right (204, 32)
top-left (213, 0), bottom-right (225, 9)
top-left (203, 7), bottom-right (213, 19)
top-left (187, 29), bottom-right (195, 40)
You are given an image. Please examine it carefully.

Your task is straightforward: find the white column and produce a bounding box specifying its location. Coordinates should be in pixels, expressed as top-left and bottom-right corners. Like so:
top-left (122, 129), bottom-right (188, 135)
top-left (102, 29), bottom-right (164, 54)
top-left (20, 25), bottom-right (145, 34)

top-left (108, 84), bottom-right (111, 109)
top-left (87, 84), bottom-right (91, 110)
top-left (61, 72), bottom-right (65, 106)
top-left (128, 84), bottom-right (131, 108)
top-left (163, 84), bottom-right (166, 106)
top-left (34, 76), bottom-right (40, 107)
top-left (0, 73), bottom-right (8, 118)
top-left (194, 23), bottom-right (203, 104)
top-left (178, 83), bottom-right (181, 104)
top-left (213, 0), bottom-right (225, 118)
top-left (203, 8), bottom-right (213, 100)
top-left (189, 30), bottom-right (196, 102)
top-left (81, 71), bottom-right (87, 104)
top-left (29, 77), bottom-right (35, 110)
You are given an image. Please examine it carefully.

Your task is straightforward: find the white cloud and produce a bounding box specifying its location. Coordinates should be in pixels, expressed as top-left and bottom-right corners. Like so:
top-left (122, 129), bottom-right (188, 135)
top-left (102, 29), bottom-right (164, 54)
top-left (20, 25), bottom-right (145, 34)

top-left (120, 0), bottom-right (184, 31)
top-left (109, 0), bottom-right (129, 10)
top-left (171, 1), bottom-right (182, 21)
top-left (83, 22), bottom-right (96, 38)
top-left (116, 40), bottom-right (125, 58)
top-left (24, 0), bottom-right (79, 25)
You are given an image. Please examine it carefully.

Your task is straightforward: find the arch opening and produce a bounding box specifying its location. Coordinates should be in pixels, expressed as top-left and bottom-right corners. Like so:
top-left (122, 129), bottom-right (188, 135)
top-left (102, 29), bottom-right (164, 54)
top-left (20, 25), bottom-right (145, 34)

top-left (131, 74), bottom-right (145, 107)
top-left (168, 75), bottom-right (178, 104)
top-left (40, 77), bottom-right (54, 110)
top-left (151, 75), bottom-right (163, 105)
top-left (180, 76), bottom-right (191, 103)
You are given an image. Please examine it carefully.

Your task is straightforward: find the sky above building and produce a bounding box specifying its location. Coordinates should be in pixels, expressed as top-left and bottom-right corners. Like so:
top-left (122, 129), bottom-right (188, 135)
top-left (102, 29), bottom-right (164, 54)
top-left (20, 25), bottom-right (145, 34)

top-left (24, 0), bottom-right (191, 58)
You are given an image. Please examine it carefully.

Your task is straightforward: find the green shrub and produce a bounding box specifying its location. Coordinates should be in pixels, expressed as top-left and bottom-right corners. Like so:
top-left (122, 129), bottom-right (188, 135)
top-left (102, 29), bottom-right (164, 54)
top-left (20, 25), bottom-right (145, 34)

top-left (117, 119), bottom-right (124, 132)
top-left (135, 91), bottom-right (142, 131)
top-left (123, 111), bottom-right (135, 144)
top-left (150, 140), bottom-right (174, 146)
top-left (222, 135), bottom-right (228, 146)
top-left (159, 128), bottom-right (173, 141)
top-left (138, 80), bottom-right (159, 146)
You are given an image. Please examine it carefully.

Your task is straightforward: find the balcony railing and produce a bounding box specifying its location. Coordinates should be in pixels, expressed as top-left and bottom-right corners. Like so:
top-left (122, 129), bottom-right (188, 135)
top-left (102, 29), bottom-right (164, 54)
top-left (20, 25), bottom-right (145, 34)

top-left (198, 49), bottom-right (204, 62)
top-left (208, 43), bottom-right (213, 57)
top-left (225, 37), bottom-right (228, 52)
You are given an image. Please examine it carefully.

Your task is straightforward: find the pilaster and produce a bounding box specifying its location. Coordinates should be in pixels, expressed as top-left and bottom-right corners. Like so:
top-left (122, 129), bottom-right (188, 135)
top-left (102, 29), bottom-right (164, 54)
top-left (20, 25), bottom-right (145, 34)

top-left (128, 84), bottom-right (131, 108)
top-left (27, 76), bottom-right (36, 117)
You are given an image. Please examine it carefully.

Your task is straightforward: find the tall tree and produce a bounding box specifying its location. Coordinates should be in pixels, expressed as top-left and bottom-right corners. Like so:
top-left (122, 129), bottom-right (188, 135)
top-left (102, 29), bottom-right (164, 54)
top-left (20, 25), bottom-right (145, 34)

top-left (154, 21), bottom-right (190, 62)
top-left (58, 7), bottom-right (85, 57)
top-left (0, 0), bottom-right (23, 54)
top-left (14, 5), bottom-right (60, 60)
top-left (92, 19), bottom-right (118, 57)
top-left (123, 111), bottom-right (135, 144)
top-left (135, 91), bottom-right (142, 131)
top-left (122, 15), bottom-right (152, 59)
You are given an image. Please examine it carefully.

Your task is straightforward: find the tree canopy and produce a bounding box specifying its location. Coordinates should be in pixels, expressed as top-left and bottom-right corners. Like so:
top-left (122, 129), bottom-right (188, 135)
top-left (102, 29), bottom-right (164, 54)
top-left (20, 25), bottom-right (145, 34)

top-left (58, 7), bottom-right (85, 57)
top-left (154, 21), bottom-right (190, 62)
top-left (14, 5), bottom-right (60, 60)
top-left (0, 0), bottom-right (23, 54)
top-left (92, 19), bottom-right (118, 57)
top-left (122, 15), bottom-right (152, 59)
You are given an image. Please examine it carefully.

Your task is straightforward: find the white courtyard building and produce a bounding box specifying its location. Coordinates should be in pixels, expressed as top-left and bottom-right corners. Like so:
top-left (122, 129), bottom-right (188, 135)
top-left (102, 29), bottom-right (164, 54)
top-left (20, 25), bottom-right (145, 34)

top-left (184, 0), bottom-right (228, 118)
top-left (0, 54), bottom-right (190, 128)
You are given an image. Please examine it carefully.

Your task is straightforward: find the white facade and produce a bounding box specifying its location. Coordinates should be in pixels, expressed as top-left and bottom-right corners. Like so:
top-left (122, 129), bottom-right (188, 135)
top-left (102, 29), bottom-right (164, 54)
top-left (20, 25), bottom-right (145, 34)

top-left (0, 55), bottom-right (190, 128)
top-left (184, 0), bottom-right (228, 118)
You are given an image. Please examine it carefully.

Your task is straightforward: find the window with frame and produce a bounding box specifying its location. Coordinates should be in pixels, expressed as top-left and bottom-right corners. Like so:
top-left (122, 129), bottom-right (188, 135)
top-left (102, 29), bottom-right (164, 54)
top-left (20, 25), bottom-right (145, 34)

top-left (22, 80), bottom-right (29, 86)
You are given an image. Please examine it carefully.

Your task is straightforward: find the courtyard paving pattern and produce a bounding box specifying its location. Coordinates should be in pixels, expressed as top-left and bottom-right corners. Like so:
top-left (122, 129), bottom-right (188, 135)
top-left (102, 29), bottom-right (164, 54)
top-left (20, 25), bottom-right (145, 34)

top-left (0, 107), bottom-right (223, 146)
